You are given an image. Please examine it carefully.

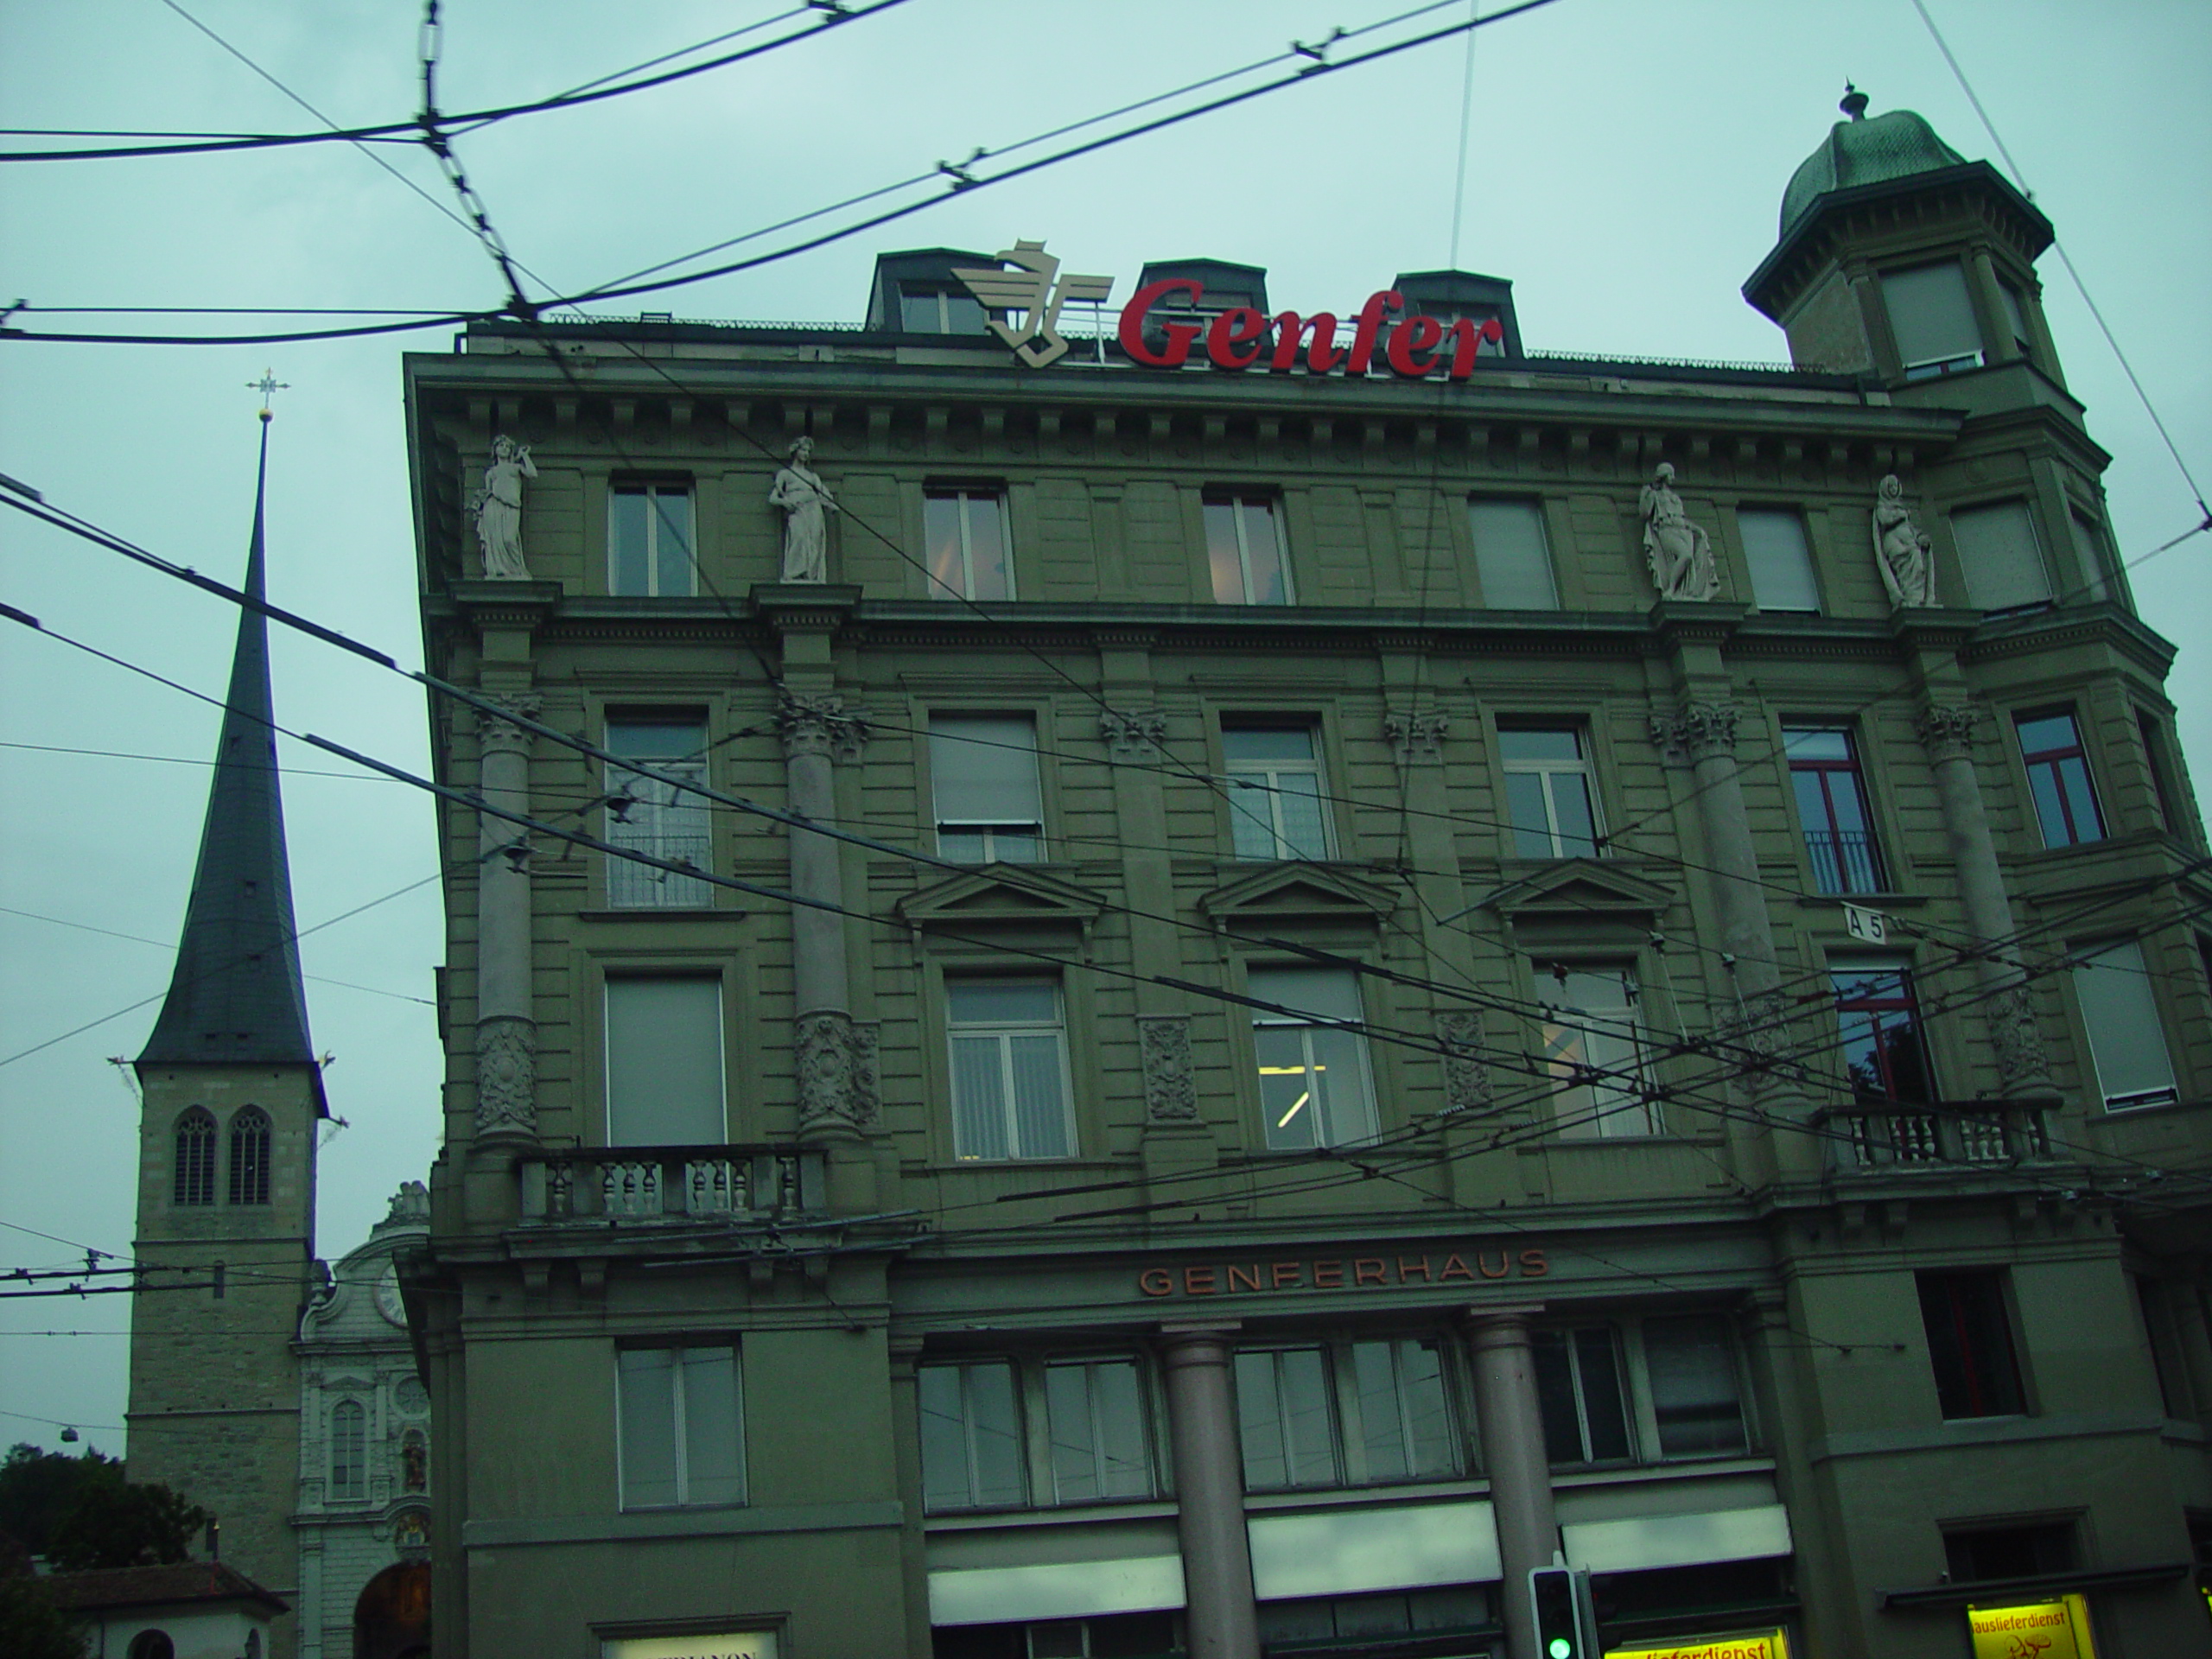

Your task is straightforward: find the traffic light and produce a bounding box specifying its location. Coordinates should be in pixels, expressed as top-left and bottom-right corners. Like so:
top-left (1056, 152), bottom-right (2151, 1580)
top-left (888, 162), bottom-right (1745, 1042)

top-left (1529, 1565), bottom-right (1597, 1659)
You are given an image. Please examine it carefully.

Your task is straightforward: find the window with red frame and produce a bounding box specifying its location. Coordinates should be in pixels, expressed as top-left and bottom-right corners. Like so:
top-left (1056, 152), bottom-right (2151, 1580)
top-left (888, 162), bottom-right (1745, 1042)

top-left (2015, 709), bottom-right (2107, 848)
top-left (1785, 727), bottom-right (1886, 894)
top-left (1916, 1270), bottom-right (2026, 1419)
top-left (1829, 961), bottom-right (1935, 1104)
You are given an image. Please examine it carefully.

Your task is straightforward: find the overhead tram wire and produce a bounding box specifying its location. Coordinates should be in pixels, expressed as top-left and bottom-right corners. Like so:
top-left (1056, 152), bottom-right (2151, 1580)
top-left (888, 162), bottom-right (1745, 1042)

top-left (0, 1), bottom-right (917, 164)
top-left (0, 906), bottom-right (435, 1008)
top-left (4, 0), bottom-right (1570, 346)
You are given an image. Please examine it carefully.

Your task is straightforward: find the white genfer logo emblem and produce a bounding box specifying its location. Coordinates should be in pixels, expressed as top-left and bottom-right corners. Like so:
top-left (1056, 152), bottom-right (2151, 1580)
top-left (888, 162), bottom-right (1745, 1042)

top-left (954, 240), bottom-right (1114, 368)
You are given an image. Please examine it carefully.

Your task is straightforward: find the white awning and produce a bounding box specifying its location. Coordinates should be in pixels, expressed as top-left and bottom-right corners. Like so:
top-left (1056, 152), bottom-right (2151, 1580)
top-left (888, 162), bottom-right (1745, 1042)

top-left (1562, 1504), bottom-right (1793, 1573)
top-left (1248, 1501), bottom-right (1502, 1600)
top-left (927, 1555), bottom-right (1186, 1626)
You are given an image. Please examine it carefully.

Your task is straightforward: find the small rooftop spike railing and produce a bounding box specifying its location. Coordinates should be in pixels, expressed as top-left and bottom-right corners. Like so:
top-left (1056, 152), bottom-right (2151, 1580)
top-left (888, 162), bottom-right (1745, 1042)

top-left (518, 1144), bottom-right (826, 1224)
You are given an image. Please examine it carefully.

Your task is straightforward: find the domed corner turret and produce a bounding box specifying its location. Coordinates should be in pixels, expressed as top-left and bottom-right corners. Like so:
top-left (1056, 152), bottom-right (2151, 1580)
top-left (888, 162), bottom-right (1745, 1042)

top-left (1744, 86), bottom-right (2059, 389)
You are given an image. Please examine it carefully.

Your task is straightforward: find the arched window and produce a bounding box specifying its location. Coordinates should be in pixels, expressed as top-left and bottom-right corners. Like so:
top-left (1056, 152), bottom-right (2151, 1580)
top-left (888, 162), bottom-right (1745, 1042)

top-left (173, 1109), bottom-right (216, 1206)
top-left (331, 1400), bottom-right (366, 1500)
top-left (228, 1107), bottom-right (270, 1205)
top-left (127, 1632), bottom-right (175, 1659)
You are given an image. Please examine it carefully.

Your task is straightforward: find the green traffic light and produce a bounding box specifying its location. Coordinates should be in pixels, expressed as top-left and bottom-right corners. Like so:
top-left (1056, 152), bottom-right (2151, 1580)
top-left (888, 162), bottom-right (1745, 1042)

top-left (1548, 1641), bottom-right (1573, 1659)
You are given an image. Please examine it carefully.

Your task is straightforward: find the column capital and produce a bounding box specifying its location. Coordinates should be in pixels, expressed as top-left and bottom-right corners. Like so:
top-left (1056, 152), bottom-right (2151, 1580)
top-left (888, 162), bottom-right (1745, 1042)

top-left (1649, 699), bottom-right (1741, 765)
top-left (778, 690), bottom-right (868, 763)
top-left (1385, 707), bottom-right (1451, 766)
top-left (1916, 700), bottom-right (1980, 763)
top-left (1100, 707), bottom-right (1168, 761)
top-left (471, 693), bottom-right (543, 756)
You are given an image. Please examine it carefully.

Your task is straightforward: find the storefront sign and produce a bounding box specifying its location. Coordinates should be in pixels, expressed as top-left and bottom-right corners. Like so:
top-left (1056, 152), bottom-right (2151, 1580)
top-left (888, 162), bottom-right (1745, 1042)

top-left (1603, 1633), bottom-right (1789, 1659)
top-left (1118, 278), bottom-right (1503, 380)
top-left (1966, 1594), bottom-right (2097, 1659)
top-left (1138, 1248), bottom-right (1546, 1299)
top-left (601, 1635), bottom-right (779, 1659)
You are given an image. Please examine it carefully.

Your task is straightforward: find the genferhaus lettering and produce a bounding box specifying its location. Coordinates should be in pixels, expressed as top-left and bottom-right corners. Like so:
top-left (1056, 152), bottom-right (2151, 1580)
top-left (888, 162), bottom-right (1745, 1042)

top-left (1138, 1248), bottom-right (1547, 1299)
top-left (1117, 280), bottom-right (1504, 380)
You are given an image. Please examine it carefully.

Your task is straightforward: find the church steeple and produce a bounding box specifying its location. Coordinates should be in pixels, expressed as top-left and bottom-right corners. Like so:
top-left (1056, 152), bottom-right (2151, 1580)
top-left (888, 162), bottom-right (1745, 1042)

top-left (137, 414), bottom-right (318, 1083)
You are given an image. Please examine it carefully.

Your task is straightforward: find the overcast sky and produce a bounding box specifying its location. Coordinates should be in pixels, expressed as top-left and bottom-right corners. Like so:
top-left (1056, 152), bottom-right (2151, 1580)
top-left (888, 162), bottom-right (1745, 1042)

top-left (3, 0), bottom-right (2207, 1461)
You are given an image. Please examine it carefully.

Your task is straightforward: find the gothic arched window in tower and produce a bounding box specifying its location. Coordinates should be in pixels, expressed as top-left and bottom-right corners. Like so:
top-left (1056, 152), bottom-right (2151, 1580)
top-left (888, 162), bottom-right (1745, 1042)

top-left (228, 1106), bottom-right (271, 1205)
top-left (331, 1399), bottom-right (366, 1500)
top-left (173, 1109), bottom-right (216, 1206)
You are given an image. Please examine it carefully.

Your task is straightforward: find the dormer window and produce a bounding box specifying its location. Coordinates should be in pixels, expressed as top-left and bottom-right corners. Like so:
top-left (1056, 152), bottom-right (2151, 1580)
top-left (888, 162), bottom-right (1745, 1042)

top-left (1882, 261), bottom-right (1982, 379)
top-left (899, 285), bottom-right (988, 335)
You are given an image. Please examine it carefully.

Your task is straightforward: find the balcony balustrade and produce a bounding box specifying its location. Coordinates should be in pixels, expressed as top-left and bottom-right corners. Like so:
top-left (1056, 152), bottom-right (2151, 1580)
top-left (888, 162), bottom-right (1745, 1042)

top-left (1822, 1100), bottom-right (2049, 1170)
top-left (518, 1144), bottom-right (826, 1224)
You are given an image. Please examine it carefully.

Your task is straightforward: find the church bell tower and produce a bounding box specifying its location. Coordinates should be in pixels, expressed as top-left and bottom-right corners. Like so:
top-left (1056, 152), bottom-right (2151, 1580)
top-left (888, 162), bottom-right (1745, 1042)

top-left (129, 407), bottom-right (322, 1656)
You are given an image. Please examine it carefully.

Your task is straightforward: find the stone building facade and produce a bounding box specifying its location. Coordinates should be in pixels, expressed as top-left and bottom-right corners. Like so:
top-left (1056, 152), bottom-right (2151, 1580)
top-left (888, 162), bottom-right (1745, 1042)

top-left (401, 99), bottom-right (2212, 1657)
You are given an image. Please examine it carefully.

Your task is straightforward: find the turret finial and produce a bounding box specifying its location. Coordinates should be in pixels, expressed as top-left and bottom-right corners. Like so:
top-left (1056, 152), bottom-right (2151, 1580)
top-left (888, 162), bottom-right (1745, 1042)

top-left (1840, 83), bottom-right (1870, 120)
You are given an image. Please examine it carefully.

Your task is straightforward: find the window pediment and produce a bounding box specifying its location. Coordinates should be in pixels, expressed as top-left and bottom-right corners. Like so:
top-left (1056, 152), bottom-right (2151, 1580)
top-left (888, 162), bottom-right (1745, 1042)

top-left (897, 865), bottom-right (1106, 936)
top-left (1197, 863), bottom-right (1398, 928)
top-left (1489, 859), bottom-right (1675, 920)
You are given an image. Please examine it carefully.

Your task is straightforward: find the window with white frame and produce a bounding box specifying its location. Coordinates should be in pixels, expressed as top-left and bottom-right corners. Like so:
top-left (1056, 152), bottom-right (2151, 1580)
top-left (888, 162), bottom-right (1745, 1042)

top-left (329, 1399), bottom-right (366, 1500)
top-left (1044, 1357), bottom-right (1154, 1503)
top-left (604, 976), bottom-right (725, 1146)
top-left (1642, 1314), bottom-right (1748, 1457)
top-left (1467, 499), bottom-right (1558, 608)
top-left (1248, 967), bottom-right (1381, 1151)
top-left (1950, 500), bottom-right (2051, 612)
top-left (1204, 493), bottom-right (1294, 605)
top-left (1531, 1326), bottom-right (1633, 1465)
top-left (605, 717), bottom-right (711, 907)
top-left (1349, 1338), bottom-right (1458, 1484)
top-left (930, 713), bottom-right (1043, 863)
top-left (608, 483), bottom-right (696, 597)
top-left (1235, 1336), bottom-right (1460, 1495)
top-left (946, 979), bottom-right (1075, 1160)
top-left (2071, 939), bottom-right (2179, 1110)
top-left (1738, 508), bottom-right (1821, 612)
top-left (1223, 725), bottom-right (1330, 861)
top-left (1499, 727), bottom-right (1602, 859)
top-left (1235, 1346), bottom-right (1339, 1490)
top-left (617, 1345), bottom-right (745, 1510)
top-left (918, 1359), bottom-right (1026, 1511)
top-left (924, 488), bottom-right (1013, 601)
top-left (1538, 966), bottom-right (1656, 1136)
top-left (1882, 261), bottom-right (1983, 379)
top-left (899, 284), bottom-right (988, 335)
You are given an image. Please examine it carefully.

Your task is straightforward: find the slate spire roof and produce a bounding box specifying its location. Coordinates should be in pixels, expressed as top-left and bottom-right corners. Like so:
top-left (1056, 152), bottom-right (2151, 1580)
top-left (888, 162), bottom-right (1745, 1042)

top-left (137, 418), bottom-right (317, 1073)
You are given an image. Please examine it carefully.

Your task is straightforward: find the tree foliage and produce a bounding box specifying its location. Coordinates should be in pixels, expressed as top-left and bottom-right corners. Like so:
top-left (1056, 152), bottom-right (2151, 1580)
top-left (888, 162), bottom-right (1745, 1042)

top-left (0, 1535), bottom-right (90, 1659)
top-left (0, 1443), bottom-right (209, 1572)
top-left (0, 1446), bottom-right (123, 1561)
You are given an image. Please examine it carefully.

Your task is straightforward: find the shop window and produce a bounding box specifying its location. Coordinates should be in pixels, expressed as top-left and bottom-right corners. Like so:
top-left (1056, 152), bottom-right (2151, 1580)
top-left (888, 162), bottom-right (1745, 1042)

top-left (1738, 509), bottom-right (1821, 612)
top-left (1532, 1326), bottom-right (1633, 1465)
top-left (1643, 1314), bottom-right (1748, 1458)
top-left (227, 1107), bottom-right (270, 1206)
top-left (330, 1400), bottom-right (366, 1500)
top-left (1784, 726), bottom-right (1886, 895)
top-left (1539, 966), bottom-right (1656, 1137)
top-left (2015, 709), bottom-right (2107, 848)
top-left (918, 1360), bottom-right (1026, 1512)
top-left (1204, 493), bottom-right (1294, 605)
top-left (605, 717), bottom-right (711, 907)
top-left (2071, 940), bottom-right (2179, 1110)
top-left (1247, 967), bottom-right (1381, 1151)
top-left (1951, 500), bottom-right (2051, 613)
top-left (617, 1345), bottom-right (745, 1510)
top-left (1942, 1520), bottom-right (2074, 1580)
top-left (1882, 261), bottom-right (1982, 378)
top-left (925, 488), bottom-right (1014, 601)
top-left (1916, 1270), bottom-right (2026, 1420)
top-left (931, 1611), bottom-right (1179, 1659)
top-left (604, 976), bottom-right (725, 1146)
top-left (1223, 725), bottom-right (1330, 861)
top-left (1235, 1346), bottom-right (1339, 1490)
top-left (1500, 727), bottom-right (1601, 859)
top-left (1467, 499), bottom-right (1558, 608)
top-left (931, 714), bottom-right (1044, 863)
top-left (1256, 1587), bottom-right (1492, 1651)
top-left (900, 284), bottom-right (988, 335)
top-left (1350, 1338), bottom-right (1458, 1483)
top-left (1044, 1357), bottom-right (1154, 1503)
top-left (608, 483), bottom-right (695, 597)
top-left (947, 979), bottom-right (1075, 1161)
top-left (173, 1109), bottom-right (215, 1206)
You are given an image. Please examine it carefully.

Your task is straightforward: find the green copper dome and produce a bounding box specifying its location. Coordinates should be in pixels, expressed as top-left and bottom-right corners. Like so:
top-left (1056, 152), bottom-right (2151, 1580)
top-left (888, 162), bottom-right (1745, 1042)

top-left (1780, 89), bottom-right (1966, 236)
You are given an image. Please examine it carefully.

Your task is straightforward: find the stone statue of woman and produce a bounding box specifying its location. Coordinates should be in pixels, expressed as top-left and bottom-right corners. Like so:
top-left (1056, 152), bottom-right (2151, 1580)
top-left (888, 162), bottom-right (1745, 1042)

top-left (1639, 462), bottom-right (1719, 601)
top-left (468, 435), bottom-right (537, 580)
top-left (768, 435), bottom-right (837, 583)
top-left (1872, 474), bottom-right (1937, 607)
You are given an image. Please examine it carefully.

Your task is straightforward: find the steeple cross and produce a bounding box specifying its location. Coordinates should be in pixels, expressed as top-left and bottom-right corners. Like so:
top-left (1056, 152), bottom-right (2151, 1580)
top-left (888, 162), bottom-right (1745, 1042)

top-left (248, 369), bottom-right (290, 420)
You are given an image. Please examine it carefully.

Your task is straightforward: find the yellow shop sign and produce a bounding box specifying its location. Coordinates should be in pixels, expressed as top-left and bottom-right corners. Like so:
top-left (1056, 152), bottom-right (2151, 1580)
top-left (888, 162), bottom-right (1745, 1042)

top-left (1605, 1632), bottom-right (1789, 1659)
top-left (1966, 1593), bottom-right (2097, 1659)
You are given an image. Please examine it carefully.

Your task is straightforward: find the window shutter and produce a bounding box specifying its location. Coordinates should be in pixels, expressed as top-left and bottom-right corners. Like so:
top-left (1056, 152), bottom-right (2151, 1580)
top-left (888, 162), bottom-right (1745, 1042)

top-left (930, 715), bottom-right (1041, 825)
top-left (1738, 510), bottom-right (1821, 611)
top-left (1950, 501), bottom-right (2050, 610)
top-left (605, 976), bottom-right (725, 1145)
top-left (2072, 941), bottom-right (2178, 1108)
top-left (1883, 262), bottom-right (1981, 369)
top-left (1468, 499), bottom-right (1558, 608)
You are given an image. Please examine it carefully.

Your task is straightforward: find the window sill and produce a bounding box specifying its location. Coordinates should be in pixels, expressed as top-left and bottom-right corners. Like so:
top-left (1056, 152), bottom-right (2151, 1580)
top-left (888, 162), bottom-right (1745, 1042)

top-left (577, 907), bottom-right (741, 922)
top-left (925, 1497), bottom-right (1179, 1531)
top-left (1548, 1453), bottom-right (1775, 1488)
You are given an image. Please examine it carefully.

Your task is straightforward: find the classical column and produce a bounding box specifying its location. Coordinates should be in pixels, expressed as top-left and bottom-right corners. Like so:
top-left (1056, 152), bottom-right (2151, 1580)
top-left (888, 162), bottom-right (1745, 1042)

top-left (1465, 1307), bottom-right (1556, 1659)
top-left (1159, 1325), bottom-right (1259, 1659)
top-left (473, 696), bottom-right (540, 1142)
top-left (776, 690), bottom-right (877, 1137)
top-left (1650, 701), bottom-right (1808, 1122)
top-left (1916, 702), bottom-right (2057, 1100)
